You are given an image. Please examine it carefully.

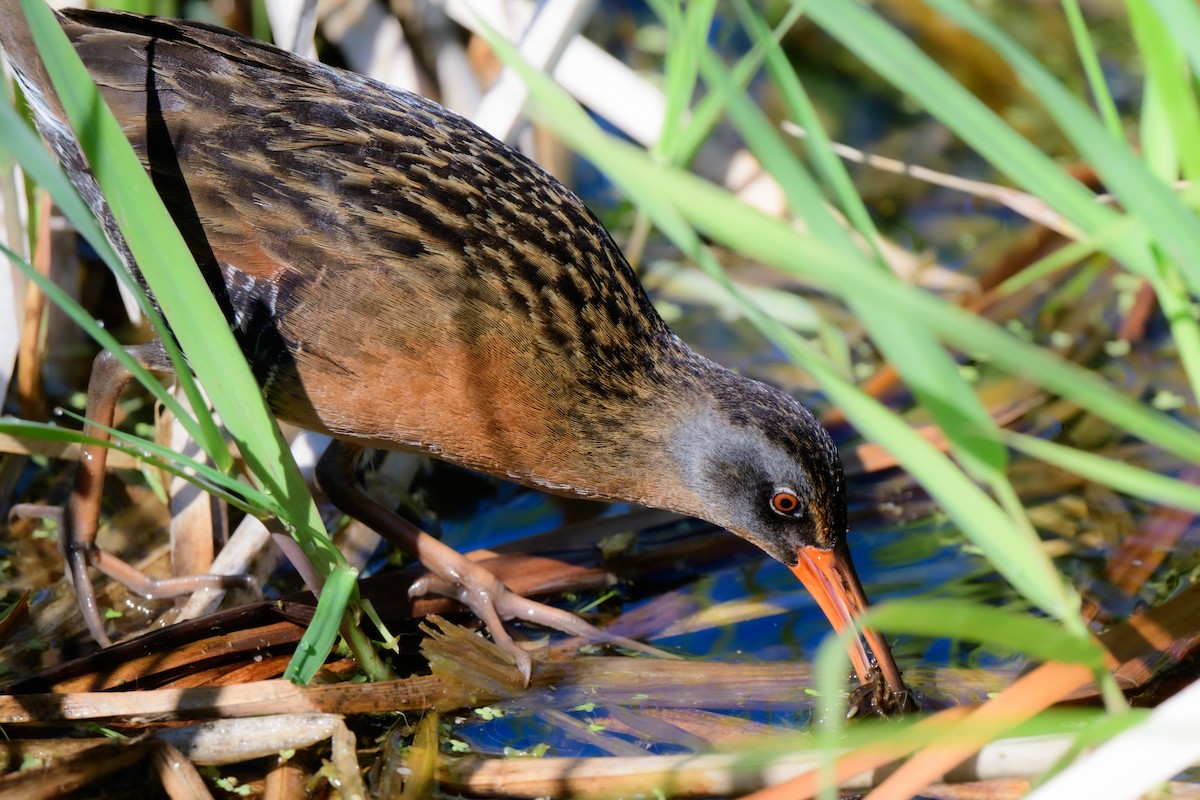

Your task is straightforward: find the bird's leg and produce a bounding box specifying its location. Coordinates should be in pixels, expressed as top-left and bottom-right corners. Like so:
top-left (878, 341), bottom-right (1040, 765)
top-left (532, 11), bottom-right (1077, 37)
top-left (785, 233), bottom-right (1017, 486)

top-left (65, 342), bottom-right (256, 646)
top-left (316, 439), bottom-right (660, 683)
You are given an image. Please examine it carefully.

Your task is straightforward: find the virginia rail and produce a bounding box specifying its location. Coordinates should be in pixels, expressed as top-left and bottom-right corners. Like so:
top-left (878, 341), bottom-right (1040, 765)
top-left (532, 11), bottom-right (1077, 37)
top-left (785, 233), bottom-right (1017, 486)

top-left (1, 3), bottom-right (909, 704)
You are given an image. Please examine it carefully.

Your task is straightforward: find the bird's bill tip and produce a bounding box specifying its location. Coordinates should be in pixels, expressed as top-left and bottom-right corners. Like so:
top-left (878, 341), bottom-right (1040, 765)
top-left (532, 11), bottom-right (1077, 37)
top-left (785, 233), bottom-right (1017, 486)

top-left (789, 544), bottom-right (907, 697)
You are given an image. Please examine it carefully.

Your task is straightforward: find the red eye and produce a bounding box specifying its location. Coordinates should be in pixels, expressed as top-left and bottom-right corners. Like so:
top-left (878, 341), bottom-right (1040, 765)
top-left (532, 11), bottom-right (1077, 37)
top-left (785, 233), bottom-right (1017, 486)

top-left (770, 489), bottom-right (801, 516)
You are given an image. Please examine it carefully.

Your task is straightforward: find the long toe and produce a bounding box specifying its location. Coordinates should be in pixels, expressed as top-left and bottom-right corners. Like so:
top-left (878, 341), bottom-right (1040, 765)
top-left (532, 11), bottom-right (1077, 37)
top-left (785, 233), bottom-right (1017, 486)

top-left (408, 558), bottom-right (674, 677)
top-left (488, 589), bottom-right (677, 660)
top-left (409, 564), bottom-right (535, 684)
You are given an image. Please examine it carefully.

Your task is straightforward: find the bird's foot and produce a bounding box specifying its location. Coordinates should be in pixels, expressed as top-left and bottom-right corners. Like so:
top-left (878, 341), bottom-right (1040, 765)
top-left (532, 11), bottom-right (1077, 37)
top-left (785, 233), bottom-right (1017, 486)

top-left (12, 502), bottom-right (258, 646)
top-left (409, 555), bottom-right (668, 685)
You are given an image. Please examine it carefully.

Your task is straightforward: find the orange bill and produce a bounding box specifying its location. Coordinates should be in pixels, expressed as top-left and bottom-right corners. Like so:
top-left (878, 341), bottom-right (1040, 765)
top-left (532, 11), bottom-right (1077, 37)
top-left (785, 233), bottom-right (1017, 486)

top-left (790, 543), bottom-right (907, 695)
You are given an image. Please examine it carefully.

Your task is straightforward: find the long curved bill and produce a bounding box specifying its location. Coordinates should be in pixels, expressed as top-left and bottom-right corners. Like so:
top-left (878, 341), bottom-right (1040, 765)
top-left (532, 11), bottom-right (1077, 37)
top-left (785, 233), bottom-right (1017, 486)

top-left (790, 543), bottom-right (907, 696)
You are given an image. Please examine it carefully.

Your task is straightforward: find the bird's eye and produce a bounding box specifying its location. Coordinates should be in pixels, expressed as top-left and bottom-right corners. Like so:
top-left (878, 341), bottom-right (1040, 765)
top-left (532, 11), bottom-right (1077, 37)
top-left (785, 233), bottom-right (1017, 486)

top-left (770, 488), bottom-right (802, 517)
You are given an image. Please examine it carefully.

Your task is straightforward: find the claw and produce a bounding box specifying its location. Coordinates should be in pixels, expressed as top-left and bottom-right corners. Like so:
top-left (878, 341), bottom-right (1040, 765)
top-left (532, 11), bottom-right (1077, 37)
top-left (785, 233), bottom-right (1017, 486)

top-left (9, 503), bottom-right (64, 525)
top-left (407, 572), bottom-right (438, 600)
top-left (10, 503), bottom-right (113, 647)
top-left (65, 542), bottom-right (112, 647)
top-left (406, 555), bottom-right (677, 686)
top-left (408, 560), bottom-right (539, 684)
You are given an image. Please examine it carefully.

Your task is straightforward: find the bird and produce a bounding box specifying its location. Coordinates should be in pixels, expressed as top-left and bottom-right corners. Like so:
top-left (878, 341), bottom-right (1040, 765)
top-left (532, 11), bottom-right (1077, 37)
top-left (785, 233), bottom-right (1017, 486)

top-left (0, 2), bottom-right (911, 709)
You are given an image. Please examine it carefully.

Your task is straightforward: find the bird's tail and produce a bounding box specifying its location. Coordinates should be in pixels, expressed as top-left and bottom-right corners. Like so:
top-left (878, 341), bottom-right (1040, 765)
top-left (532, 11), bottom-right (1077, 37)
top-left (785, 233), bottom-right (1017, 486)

top-left (0, 0), bottom-right (51, 77)
top-left (0, 0), bottom-right (67, 121)
top-left (1, 1), bottom-right (140, 285)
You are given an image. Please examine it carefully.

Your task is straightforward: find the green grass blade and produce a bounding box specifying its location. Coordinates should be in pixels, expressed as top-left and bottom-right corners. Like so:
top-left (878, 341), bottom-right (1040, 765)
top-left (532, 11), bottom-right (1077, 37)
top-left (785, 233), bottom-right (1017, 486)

top-left (696, 41), bottom-right (1013, 487)
top-left (15, 0), bottom-right (356, 678)
top-left (1142, 0), bottom-right (1200, 130)
top-left (285, 564), bottom-right (359, 684)
top-left (733, 1), bottom-right (885, 262)
top-left (0, 96), bottom-right (120, 269)
top-left (890, 0), bottom-right (1200, 294)
top-left (794, 0), bottom-right (1169, 290)
top-left (49, 409), bottom-right (277, 512)
top-left (0, 417), bottom-right (268, 514)
top-left (17, 2), bottom-right (230, 470)
top-left (1061, 0), bottom-right (1123, 141)
top-left (644, 0), bottom-right (713, 161)
top-left (0, 241), bottom-right (201, 434)
top-left (17, 0), bottom-right (329, 553)
top-left (1129, 0), bottom-right (1200, 181)
top-left (1004, 432), bottom-right (1200, 513)
top-left (670, 4), bottom-right (805, 168)
top-left (994, 217), bottom-right (1140, 298)
top-left (863, 598), bottom-right (1106, 667)
top-left (594, 147), bottom-right (1200, 467)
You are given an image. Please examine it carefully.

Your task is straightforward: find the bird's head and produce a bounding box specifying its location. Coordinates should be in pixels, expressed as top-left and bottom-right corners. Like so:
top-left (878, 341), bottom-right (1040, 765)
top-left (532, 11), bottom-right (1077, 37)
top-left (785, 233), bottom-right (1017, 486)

top-left (666, 366), bottom-right (907, 701)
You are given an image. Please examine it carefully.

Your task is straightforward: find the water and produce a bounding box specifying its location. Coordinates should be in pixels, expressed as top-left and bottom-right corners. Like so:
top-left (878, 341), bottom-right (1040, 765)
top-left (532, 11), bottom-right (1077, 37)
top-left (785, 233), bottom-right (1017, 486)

top-left (399, 444), bottom-right (996, 758)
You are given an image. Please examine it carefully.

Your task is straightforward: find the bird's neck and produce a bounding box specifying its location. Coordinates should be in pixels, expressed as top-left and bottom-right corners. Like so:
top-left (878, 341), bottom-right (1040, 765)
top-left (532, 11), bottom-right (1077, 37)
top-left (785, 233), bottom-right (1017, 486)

top-left (440, 335), bottom-right (719, 513)
top-left (541, 343), bottom-right (737, 518)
